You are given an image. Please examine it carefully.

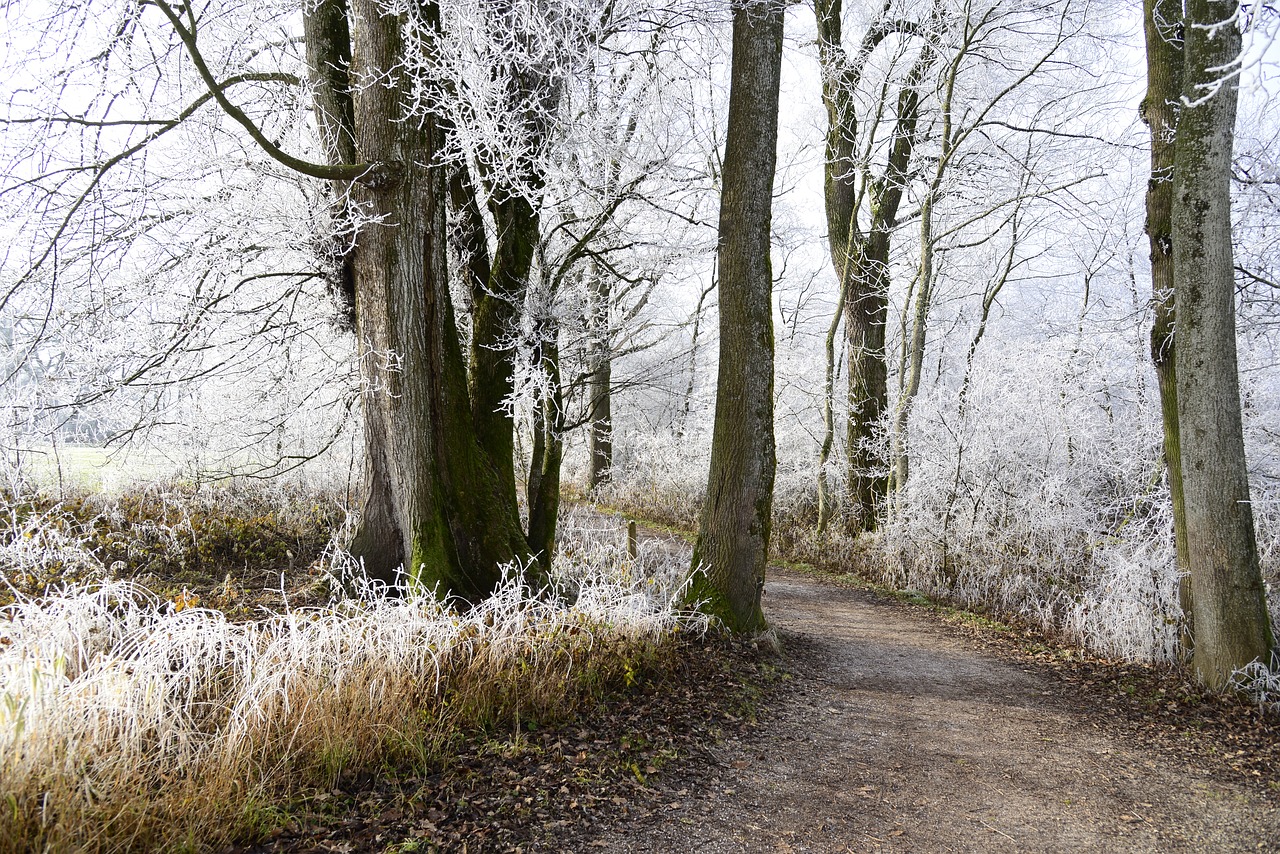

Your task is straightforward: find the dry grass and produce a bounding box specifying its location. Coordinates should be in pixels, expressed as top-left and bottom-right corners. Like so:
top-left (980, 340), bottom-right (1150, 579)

top-left (0, 501), bottom-right (704, 852)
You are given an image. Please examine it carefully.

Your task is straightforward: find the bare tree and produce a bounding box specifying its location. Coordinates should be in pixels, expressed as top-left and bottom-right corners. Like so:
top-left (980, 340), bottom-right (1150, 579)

top-left (888, 0), bottom-right (1091, 497)
top-left (813, 0), bottom-right (939, 534)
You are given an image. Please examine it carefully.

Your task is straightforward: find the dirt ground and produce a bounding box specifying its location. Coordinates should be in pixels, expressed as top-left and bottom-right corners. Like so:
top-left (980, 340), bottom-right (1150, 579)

top-left (210, 510), bottom-right (1275, 853)
top-left (592, 567), bottom-right (1280, 854)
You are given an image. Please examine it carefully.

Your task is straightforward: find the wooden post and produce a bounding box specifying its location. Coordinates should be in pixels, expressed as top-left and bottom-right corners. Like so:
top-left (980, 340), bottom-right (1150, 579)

top-left (627, 520), bottom-right (638, 559)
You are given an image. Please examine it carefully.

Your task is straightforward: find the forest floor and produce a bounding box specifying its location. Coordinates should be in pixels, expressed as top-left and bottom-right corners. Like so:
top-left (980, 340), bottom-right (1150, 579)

top-left (231, 516), bottom-right (1279, 853)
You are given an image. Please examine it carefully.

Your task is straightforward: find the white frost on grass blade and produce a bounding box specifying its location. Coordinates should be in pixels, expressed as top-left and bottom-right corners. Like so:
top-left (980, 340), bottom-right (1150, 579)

top-left (0, 515), bottom-right (705, 850)
top-left (1231, 656), bottom-right (1280, 716)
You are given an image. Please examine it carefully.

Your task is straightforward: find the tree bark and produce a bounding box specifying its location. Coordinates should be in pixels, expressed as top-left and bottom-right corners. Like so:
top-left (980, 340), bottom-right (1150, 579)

top-left (1173, 0), bottom-right (1275, 688)
top-left (1141, 0), bottom-right (1192, 650)
top-left (586, 267), bottom-right (614, 490)
top-left (686, 0), bottom-right (783, 633)
top-left (815, 0), bottom-right (931, 533)
top-left (303, 0), bottom-right (359, 329)
top-left (335, 0), bottom-right (528, 597)
top-left (469, 192), bottom-right (539, 487)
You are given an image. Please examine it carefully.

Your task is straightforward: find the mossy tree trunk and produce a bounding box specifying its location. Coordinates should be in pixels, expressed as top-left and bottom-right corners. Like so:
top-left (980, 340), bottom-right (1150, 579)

top-left (814, 0), bottom-right (931, 534)
top-left (469, 191), bottom-right (541, 498)
top-left (686, 0), bottom-right (783, 634)
top-left (1140, 0), bottom-right (1192, 650)
top-left (307, 0), bottom-right (529, 597)
top-left (1172, 0), bottom-right (1276, 688)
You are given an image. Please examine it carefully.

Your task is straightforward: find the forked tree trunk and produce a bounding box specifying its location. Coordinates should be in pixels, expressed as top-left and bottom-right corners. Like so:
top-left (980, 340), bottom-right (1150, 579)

top-left (1172, 0), bottom-right (1275, 688)
top-left (1140, 0), bottom-right (1192, 649)
top-left (686, 0), bottom-right (783, 633)
top-left (320, 0), bottom-right (528, 597)
top-left (814, 0), bottom-right (933, 533)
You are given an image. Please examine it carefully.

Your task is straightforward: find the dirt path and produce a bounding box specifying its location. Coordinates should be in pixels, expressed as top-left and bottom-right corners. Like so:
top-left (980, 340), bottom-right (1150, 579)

top-left (596, 568), bottom-right (1279, 853)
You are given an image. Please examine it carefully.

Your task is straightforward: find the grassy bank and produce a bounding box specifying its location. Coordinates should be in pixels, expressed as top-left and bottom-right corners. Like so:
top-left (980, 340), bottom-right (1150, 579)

top-left (0, 490), bottom-right (706, 852)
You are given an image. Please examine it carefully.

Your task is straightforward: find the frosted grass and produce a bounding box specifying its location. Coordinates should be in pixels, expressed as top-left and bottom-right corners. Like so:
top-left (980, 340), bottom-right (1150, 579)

top-left (0, 510), bottom-right (704, 851)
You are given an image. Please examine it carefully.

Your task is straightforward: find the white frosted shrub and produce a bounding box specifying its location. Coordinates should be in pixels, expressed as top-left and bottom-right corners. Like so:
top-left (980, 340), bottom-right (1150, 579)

top-left (597, 424), bottom-right (711, 526)
top-left (878, 339), bottom-right (1186, 660)
top-left (1232, 655), bottom-right (1280, 716)
top-left (553, 503), bottom-right (696, 607)
top-left (1063, 514), bottom-right (1181, 661)
top-left (0, 500), bottom-right (105, 591)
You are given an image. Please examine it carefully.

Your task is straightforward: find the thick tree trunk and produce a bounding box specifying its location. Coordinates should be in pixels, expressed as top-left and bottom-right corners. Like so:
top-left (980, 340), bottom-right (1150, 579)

top-left (686, 0), bottom-right (783, 633)
top-left (1140, 0), bottom-right (1192, 650)
top-left (336, 0), bottom-right (528, 597)
top-left (1173, 0), bottom-right (1275, 688)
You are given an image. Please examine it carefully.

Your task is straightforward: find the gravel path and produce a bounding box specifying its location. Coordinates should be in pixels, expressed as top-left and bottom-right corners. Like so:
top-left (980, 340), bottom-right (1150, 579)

top-left (599, 567), bottom-right (1279, 853)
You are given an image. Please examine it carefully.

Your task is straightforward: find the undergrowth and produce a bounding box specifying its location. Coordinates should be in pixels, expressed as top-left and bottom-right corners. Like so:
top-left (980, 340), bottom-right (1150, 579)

top-left (0, 483), bottom-right (340, 606)
top-left (0, 489), bottom-right (706, 852)
top-left (594, 443), bottom-right (1280, 710)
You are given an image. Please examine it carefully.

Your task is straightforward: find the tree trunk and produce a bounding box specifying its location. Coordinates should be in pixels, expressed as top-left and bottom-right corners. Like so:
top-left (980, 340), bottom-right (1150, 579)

top-left (303, 0), bottom-right (359, 330)
top-left (686, 0), bottom-right (783, 633)
top-left (816, 278), bottom-right (846, 536)
top-left (335, 0), bottom-right (528, 597)
top-left (890, 193), bottom-right (934, 495)
top-left (586, 357), bottom-right (612, 490)
top-left (446, 158), bottom-right (492, 330)
top-left (527, 327), bottom-right (563, 571)
top-left (815, 0), bottom-right (932, 533)
top-left (843, 69), bottom-right (930, 517)
top-left (469, 192), bottom-right (539, 499)
top-left (844, 251), bottom-right (890, 529)
top-left (1173, 0), bottom-right (1275, 688)
top-left (586, 267), bottom-right (613, 490)
top-left (1140, 0), bottom-right (1192, 650)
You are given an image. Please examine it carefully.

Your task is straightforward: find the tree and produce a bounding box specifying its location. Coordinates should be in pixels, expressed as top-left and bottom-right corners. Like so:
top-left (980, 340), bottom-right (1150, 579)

top-left (813, 0), bottom-right (937, 534)
top-left (297, 0), bottom-right (530, 595)
top-left (887, 0), bottom-right (1089, 497)
top-left (1, 0), bottom-right (617, 597)
top-left (686, 0), bottom-right (785, 632)
top-left (1140, 0), bottom-right (1192, 649)
top-left (1171, 0), bottom-right (1276, 687)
